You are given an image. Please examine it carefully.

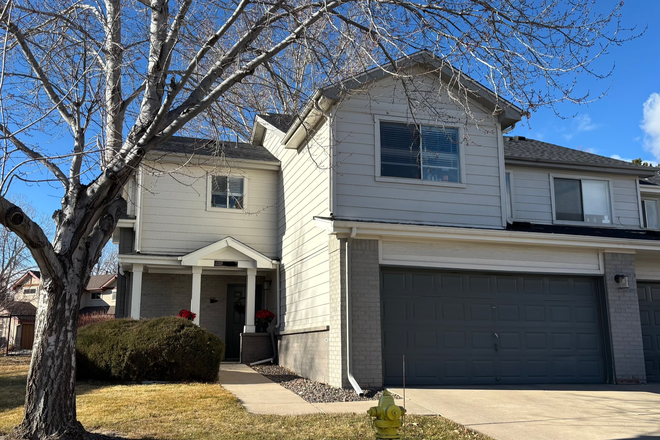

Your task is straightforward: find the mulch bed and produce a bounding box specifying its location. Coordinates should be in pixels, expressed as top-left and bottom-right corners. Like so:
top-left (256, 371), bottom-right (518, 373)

top-left (251, 364), bottom-right (400, 403)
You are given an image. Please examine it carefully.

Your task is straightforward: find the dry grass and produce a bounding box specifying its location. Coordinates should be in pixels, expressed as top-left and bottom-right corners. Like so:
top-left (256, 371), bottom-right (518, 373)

top-left (0, 356), bottom-right (491, 440)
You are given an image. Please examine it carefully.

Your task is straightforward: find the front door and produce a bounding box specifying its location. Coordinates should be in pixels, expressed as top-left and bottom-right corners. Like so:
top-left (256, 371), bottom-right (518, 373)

top-left (225, 285), bottom-right (246, 360)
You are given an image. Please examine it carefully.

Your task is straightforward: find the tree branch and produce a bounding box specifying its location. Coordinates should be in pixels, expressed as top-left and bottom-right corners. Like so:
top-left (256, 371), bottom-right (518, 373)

top-left (0, 122), bottom-right (69, 189)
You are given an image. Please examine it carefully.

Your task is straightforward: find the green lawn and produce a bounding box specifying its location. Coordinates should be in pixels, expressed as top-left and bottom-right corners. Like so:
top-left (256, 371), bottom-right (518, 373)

top-left (0, 356), bottom-right (490, 440)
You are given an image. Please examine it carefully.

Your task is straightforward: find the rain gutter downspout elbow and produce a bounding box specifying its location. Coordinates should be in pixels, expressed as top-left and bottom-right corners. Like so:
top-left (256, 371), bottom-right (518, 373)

top-left (346, 227), bottom-right (363, 395)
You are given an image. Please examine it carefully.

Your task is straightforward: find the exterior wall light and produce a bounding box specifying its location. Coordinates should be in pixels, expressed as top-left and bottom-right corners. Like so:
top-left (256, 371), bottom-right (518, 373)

top-left (614, 274), bottom-right (629, 289)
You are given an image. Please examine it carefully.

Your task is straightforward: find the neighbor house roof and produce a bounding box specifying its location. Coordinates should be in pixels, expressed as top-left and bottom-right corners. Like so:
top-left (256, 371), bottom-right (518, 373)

top-left (504, 136), bottom-right (658, 176)
top-left (86, 274), bottom-right (117, 291)
top-left (0, 301), bottom-right (37, 316)
top-left (641, 174), bottom-right (660, 186)
top-left (152, 136), bottom-right (279, 163)
top-left (79, 305), bottom-right (115, 315)
top-left (11, 270), bottom-right (41, 290)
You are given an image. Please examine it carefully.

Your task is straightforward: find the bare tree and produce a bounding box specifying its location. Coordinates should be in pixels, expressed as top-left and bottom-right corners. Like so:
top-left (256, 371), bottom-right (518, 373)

top-left (0, 198), bottom-right (49, 306)
top-left (90, 243), bottom-right (117, 276)
top-left (0, 0), bottom-right (638, 438)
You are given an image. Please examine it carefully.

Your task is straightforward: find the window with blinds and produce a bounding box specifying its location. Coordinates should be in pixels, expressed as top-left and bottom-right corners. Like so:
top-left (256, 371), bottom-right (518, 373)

top-left (211, 176), bottom-right (244, 209)
top-left (380, 121), bottom-right (460, 183)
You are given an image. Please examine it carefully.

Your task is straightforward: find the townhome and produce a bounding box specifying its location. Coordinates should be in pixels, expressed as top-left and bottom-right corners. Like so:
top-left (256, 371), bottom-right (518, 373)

top-left (114, 52), bottom-right (660, 389)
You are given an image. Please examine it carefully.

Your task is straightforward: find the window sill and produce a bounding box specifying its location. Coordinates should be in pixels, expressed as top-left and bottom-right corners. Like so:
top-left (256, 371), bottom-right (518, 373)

top-left (206, 207), bottom-right (248, 213)
top-left (375, 176), bottom-right (467, 189)
top-left (553, 220), bottom-right (618, 228)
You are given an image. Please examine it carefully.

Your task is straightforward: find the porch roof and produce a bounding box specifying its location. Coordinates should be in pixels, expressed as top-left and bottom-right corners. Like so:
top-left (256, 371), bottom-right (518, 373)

top-left (180, 237), bottom-right (277, 269)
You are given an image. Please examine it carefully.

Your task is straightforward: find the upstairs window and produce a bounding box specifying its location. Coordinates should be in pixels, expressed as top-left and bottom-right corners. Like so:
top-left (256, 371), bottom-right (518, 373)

top-left (380, 121), bottom-right (461, 183)
top-left (210, 176), bottom-right (244, 209)
top-left (23, 288), bottom-right (36, 295)
top-left (643, 199), bottom-right (660, 229)
top-left (553, 177), bottom-right (612, 225)
top-left (90, 292), bottom-right (102, 300)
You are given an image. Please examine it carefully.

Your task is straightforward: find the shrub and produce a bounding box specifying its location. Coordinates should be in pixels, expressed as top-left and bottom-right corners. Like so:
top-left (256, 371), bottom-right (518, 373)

top-left (78, 311), bottom-right (114, 328)
top-left (76, 317), bottom-right (224, 382)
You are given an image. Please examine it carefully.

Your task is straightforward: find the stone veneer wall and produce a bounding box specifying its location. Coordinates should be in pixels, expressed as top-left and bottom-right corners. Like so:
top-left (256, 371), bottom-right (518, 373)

top-left (603, 252), bottom-right (647, 383)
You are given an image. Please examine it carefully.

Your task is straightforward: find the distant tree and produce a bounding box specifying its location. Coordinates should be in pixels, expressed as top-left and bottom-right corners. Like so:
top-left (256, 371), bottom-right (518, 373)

top-left (632, 158), bottom-right (654, 167)
top-left (90, 244), bottom-right (117, 276)
top-left (0, 0), bottom-right (639, 438)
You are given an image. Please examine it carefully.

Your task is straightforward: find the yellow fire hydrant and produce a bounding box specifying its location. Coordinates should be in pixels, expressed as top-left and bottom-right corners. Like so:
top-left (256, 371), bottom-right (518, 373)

top-left (367, 390), bottom-right (406, 439)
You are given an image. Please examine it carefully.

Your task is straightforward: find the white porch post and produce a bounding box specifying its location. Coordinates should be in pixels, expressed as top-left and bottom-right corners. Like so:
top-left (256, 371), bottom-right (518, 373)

top-left (244, 268), bottom-right (257, 333)
top-left (191, 266), bottom-right (202, 325)
top-left (130, 264), bottom-right (144, 319)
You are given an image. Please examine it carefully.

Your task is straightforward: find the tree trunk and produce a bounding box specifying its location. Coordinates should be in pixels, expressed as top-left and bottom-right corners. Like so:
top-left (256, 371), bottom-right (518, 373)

top-left (13, 273), bottom-right (87, 440)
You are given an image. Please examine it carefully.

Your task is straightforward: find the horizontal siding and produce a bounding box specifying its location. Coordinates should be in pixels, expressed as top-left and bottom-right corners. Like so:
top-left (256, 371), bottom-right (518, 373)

top-left (382, 239), bottom-right (602, 274)
top-left (139, 162), bottom-right (278, 256)
top-left (508, 165), bottom-right (642, 228)
top-left (261, 123), bottom-right (331, 331)
top-left (333, 73), bottom-right (504, 228)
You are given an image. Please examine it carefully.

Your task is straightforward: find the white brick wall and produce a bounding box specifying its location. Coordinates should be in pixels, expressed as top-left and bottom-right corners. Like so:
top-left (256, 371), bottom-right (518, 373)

top-left (603, 252), bottom-right (647, 383)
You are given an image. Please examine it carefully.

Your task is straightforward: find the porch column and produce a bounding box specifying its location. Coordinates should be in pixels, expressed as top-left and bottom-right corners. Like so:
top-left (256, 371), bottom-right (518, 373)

top-left (244, 268), bottom-right (257, 333)
top-left (191, 267), bottom-right (202, 325)
top-left (130, 264), bottom-right (143, 319)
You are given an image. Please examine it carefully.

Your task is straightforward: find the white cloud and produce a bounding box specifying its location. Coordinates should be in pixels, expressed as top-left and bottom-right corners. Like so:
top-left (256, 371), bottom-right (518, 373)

top-left (576, 114), bottom-right (599, 132)
top-left (642, 92), bottom-right (660, 161)
top-left (562, 114), bottom-right (599, 141)
top-left (611, 153), bottom-right (657, 166)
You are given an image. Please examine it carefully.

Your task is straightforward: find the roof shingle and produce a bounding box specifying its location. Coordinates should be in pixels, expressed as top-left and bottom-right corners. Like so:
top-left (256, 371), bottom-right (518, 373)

top-left (504, 136), bottom-right (657, 174)
top-left (257, 113), bottom-right (297, 133)
top-left (153, 136), bottom-right (279, 163)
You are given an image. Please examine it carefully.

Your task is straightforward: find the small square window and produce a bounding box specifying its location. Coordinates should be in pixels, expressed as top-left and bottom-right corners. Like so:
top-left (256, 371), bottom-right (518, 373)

top-left (553, 177), bottom-right (611, 224)
top-left (380, 121), bottom-right (460, 183)
top-left (91, 292), bottom-right (102, 300)
top-left (210, 176), bottom-right (244, 209)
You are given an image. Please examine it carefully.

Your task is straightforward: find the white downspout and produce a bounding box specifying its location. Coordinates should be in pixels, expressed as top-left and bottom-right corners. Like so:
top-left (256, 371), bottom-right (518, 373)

top-left (275, 262), bottom-right (281, 329)
top-left (346, 226), bottom-right (363, 395)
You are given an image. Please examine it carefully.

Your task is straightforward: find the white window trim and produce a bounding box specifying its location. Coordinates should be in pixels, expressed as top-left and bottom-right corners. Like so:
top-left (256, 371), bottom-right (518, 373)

top-left (374, 115), bottom-right (467, 188)
top-left (90, 291), bottom-right (103, 301)
top-left (641, 198), bottom-right (660, 230)
top-left (549, 174), bottom-right (616, 227)
top-left (206, 173), bottom-right (249, 212)
top-left (505, 171), bottom-right (516, 222)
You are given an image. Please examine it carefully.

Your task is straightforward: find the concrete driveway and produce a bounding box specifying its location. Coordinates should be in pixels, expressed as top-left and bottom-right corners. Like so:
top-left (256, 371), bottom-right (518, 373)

top-left (388, 384), bottom-right (660, 440)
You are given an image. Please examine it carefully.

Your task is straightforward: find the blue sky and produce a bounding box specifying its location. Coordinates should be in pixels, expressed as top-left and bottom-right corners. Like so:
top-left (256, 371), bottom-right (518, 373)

top-left (8, 1), bottom-right (660, 221)
top-left (510, 1), bottom-right (660, 165)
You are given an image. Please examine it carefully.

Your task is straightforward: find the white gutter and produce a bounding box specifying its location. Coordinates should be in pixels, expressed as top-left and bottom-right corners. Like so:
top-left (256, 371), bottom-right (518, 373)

top-left (315, 217), bottom-right (660, 252)
top-left (346, 226), bottom-right (363, 395)
top-left (134, 167), bottom-right (144, 252)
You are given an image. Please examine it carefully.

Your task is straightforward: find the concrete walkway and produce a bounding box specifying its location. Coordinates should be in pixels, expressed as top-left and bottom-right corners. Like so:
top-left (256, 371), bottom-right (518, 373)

top-left (388, 384), bottom-right (660, 440)
top-left (217, 363), bottom-right (434, 415)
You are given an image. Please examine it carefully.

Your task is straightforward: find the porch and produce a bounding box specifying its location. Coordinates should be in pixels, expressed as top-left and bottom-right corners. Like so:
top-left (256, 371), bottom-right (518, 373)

top-left (118, 237), bottom-right (279, 361)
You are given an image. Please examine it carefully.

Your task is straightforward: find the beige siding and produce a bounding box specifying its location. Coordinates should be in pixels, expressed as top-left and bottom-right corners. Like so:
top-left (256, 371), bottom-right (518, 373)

top-left (261, 122), bottom-right (331, 331)
top-left (12, 281), bottom-right (40, 307)
top-left (507, 165), bottom-right (642, 228)
top-left (139, 162), bottom-right (278, 257)
top-left (381, 239), bottom-right (603, 274)
top-left (332, 73), bottom-right (504, 228)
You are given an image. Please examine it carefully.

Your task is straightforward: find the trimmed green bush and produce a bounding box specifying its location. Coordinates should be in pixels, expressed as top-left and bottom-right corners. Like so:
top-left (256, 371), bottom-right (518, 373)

top-left (77, 317), bottom-right (224, 382)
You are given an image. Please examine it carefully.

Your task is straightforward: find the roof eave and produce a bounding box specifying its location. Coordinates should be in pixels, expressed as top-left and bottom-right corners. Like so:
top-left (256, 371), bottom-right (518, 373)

top-left (505, 157), bottom-right (659, 177)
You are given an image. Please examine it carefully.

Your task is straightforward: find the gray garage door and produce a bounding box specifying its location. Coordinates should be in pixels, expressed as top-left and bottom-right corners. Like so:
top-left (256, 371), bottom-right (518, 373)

top-left (638, 282), bottom-right (660, 382)
top-left (381, 269), bottom-right (607, 385)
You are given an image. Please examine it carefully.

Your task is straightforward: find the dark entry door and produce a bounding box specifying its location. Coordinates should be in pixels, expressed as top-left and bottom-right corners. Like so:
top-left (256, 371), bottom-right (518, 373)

top-left (638, 282), bottom-right (660, 382)
top-left (225, 285), bottom-right (246, 360)
top-left (381, 269), bottom-right (607, 386)
top-left (21, 323), bottom-right (35, 349)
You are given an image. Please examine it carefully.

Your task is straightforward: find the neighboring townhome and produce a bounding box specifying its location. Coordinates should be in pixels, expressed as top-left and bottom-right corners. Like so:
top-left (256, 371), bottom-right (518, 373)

top-left (114, 51), bottom-right (660, 390)
top-left (79, 274), bottom-right (118, 317)
top-left (10, 270), bottom-right (41, 307)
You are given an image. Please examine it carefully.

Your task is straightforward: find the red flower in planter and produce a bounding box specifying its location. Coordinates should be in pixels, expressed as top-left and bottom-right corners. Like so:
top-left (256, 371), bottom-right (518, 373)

top-left (177, 309), bottom-right (196, 321)
top-left (255, 309), bottom-right (275, 331)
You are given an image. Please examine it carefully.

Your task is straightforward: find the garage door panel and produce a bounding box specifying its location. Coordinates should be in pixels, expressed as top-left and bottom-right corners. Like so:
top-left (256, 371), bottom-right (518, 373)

top-left (638, 282), bottom-right (660, 382)
top-left (382, 269), bottom-right (606, 385)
